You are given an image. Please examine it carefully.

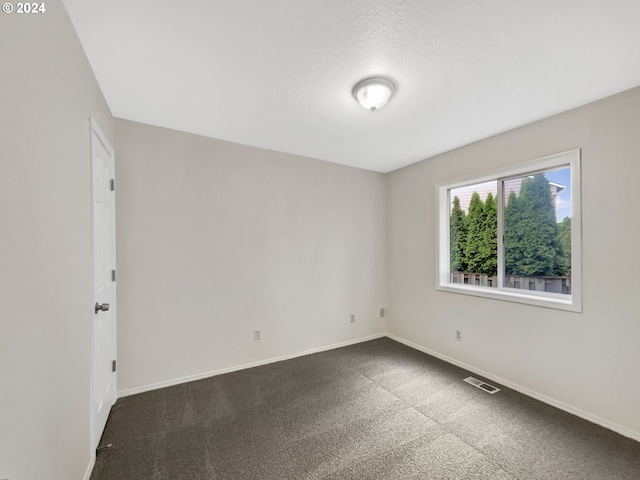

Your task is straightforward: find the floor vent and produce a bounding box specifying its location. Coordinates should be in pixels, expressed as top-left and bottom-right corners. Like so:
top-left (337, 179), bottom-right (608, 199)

top-left (463, 376), bottom-right (500, 394)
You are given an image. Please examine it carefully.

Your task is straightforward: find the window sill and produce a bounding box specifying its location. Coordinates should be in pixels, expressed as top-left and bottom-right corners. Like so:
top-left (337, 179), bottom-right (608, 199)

top-left (436, 283), bottom-right (582, 313)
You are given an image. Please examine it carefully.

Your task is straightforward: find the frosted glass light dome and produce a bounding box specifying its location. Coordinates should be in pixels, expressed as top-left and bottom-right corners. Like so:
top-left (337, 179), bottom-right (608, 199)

top-left (353, 77), bottom-right (396, 111)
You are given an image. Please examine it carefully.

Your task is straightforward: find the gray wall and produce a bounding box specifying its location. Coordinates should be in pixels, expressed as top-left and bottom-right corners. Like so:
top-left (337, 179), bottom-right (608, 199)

top-left (0, 1), bottom-right (114, 479)
top-left (386, 86), bottom-right (640, 439)
top-left (115, 119), bottom-right (387, 393)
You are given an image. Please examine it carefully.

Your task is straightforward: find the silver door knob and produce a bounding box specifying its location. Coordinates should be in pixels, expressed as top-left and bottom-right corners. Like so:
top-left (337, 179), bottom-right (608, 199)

top-left (95, 302), bottom-right (110, 314)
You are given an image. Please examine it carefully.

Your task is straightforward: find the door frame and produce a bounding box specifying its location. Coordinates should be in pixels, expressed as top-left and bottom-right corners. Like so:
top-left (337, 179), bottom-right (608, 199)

top-left (89, 116), bottom-right (117, 454)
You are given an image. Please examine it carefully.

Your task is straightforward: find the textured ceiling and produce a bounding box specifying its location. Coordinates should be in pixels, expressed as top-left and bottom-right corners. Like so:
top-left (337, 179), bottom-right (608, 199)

top-left (63, 0), bottom-right (640, 172)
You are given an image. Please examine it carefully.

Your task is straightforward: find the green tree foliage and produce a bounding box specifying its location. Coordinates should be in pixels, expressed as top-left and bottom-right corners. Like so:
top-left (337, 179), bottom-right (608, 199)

top-left (480, 192), bottom-right (498, 274)
top-left (452, 174), bottom-right (570, 279)
top-left (504, 174), bottom-right (564, 276)
top-left (464, 192), bottom-right (487, 273)
top-left (449, 196), bottom-right (467, 272)
top-left (504, 190), bottom-right (524, 274)
top-left (450, 192), bottom-right (496, 275)
top-left (557, 216), bottom-right (571, 274)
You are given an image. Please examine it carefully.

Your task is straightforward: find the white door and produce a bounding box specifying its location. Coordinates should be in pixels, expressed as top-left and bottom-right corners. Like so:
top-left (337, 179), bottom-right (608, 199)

top-left (90, 118), bottom-right (117, 452)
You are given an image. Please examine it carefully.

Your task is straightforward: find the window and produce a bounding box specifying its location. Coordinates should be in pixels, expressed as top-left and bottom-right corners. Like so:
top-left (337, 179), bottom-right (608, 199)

top-left (437, 150), bottom-right (581, 311)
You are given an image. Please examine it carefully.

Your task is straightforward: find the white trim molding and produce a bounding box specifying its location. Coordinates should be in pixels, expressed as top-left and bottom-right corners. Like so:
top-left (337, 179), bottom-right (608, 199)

top-left (386, 333), bottom-right (640, 443)
top-left (82, 456), bottom-right (96, 480)
top-left (115, 330), bottom-right (639, 444)
top-left (118, 333), bottom-right (386, 398)
top-left (436, 149), bottom-right (582, 312)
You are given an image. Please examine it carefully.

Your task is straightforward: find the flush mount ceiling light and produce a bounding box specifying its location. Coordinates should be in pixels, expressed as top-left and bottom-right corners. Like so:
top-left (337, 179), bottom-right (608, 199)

top-left (353, 77), bottom-right (396, 111)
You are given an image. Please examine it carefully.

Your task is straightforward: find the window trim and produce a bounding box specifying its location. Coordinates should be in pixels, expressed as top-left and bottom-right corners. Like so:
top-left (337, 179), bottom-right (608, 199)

top-left (436, 149), bottom-right (582, 312)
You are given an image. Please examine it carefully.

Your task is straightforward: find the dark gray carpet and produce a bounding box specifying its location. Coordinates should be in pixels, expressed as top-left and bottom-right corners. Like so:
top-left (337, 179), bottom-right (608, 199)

top-left (91, 338), bottom-right (640, 479)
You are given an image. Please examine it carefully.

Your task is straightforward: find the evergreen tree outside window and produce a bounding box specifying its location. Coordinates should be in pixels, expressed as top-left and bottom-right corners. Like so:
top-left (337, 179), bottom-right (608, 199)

top-left (437, 150), bottom-right (581, 312)
top-left (481, 192), bottom-right (498, 275)
top-left (504, 173), bottom-right (569, 277)
top-left (449, 196), bottom-right (467, 272)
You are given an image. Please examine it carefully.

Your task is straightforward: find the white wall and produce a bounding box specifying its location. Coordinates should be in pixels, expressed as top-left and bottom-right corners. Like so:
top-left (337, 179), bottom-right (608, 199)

top-left (2, 7), bottom-right (637, 480)
top-left (386, 87), bottom-right (640, 439)
top-left (115, 120), bottom-right (386, 393)
top-left (0, 1), bottom-right (114, 479)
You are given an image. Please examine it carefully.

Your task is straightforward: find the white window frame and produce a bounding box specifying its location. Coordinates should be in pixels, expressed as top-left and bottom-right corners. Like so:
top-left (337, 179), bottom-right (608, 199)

top-left (436, 149), bottom-right (582, 312)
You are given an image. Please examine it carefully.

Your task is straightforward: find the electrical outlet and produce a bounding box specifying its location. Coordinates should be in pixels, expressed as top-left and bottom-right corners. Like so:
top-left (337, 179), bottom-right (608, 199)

top-left (350, 313), bottom-right (356, 323)
top-left (455, 330), bottom-right (463, 341)
top-left (380, 308), bottom-right (385, 318)
top-left (254, 329), bottom-right (261, 341)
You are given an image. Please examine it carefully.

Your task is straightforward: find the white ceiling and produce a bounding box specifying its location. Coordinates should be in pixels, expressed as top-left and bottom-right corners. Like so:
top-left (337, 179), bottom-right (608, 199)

top-left (63, 0), bottom-right (640, 173)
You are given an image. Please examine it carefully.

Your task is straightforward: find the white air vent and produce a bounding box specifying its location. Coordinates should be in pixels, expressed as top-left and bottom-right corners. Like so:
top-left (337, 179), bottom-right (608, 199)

top-left (463, 376), bottom-right (500, 394)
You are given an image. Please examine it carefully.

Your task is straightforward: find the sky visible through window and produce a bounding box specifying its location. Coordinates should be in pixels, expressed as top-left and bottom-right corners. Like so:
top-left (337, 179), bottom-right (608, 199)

top-left (450, 167), bottom-right (571, 222)
top-left (442, 151), bottom-right (581, 308)
top-left (545, 167), bottom-right (571, 221)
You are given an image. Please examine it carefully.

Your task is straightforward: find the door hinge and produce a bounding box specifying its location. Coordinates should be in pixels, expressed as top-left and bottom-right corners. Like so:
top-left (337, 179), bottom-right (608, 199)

top-left (111, 269), bottom-right (116, 282)
top-left (110, 179), bottom-right (115, 191)
top-left (112, 360), bottom-right (117, 373)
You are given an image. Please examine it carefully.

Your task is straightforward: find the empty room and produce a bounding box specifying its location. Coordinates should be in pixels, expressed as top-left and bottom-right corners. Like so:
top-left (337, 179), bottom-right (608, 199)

top-left (2, 1), bottom-right (640, 479)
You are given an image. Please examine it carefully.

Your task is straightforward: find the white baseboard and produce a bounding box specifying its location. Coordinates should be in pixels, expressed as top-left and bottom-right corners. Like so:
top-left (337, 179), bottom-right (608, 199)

top-left (115, 330), bottom-right (639, 443)
top-left (385, 333), bottom-right (640, 443)
top-left (118, 333), bottom-right (386, 398)
top-left (82, 455), bottom-right (95, 480)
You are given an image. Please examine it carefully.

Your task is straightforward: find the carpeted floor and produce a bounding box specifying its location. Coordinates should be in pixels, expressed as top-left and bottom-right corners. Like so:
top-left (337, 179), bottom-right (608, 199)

top-left (91, 337), bottom-right (640, 479)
